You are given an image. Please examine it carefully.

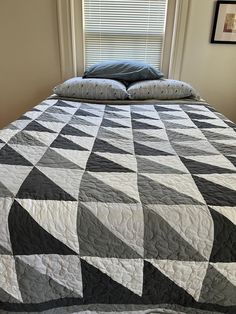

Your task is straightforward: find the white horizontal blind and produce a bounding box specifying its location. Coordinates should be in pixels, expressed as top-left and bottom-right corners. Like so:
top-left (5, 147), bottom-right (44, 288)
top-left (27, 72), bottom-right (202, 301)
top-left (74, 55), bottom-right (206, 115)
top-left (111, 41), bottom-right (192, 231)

top-left (83, 0), bottom-right (168, 69)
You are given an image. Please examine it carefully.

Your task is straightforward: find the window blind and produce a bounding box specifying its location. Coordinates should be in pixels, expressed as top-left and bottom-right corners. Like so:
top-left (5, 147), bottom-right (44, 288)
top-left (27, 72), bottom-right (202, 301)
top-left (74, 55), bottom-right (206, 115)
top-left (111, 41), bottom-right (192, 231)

top-left (83, 0), bottom-right (168, 69)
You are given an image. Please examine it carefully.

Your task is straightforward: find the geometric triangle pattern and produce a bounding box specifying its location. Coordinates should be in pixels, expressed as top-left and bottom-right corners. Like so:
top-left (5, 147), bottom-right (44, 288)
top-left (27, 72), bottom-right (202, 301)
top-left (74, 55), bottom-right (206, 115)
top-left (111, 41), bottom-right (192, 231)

top-left (0, 98), bottom-right (236, 313)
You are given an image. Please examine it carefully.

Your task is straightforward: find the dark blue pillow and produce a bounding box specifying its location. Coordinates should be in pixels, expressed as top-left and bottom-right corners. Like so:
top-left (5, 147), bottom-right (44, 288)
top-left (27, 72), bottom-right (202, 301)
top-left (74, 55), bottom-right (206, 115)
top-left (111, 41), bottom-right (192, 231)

top-left (83, 60), bottom-right (164, 84)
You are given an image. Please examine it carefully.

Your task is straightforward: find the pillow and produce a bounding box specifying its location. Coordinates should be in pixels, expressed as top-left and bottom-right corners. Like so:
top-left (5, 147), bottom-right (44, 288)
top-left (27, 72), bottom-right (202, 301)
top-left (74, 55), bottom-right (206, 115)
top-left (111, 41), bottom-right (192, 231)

top-left (83, 60), bottom-right (164, 84)
top-left (127, 79), bottom-right (200, 100)
top-left (53, 77), bottom-right (129, 100)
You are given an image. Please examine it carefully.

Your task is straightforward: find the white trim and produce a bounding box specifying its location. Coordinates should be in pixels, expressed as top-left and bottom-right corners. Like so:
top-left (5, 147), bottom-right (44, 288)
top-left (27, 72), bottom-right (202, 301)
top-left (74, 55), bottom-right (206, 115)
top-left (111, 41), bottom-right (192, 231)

top-left (72, 0), bottom-right (85, 75)
top-left (56, 0), bottom-right (76, 80)
top-left (162, 0), bottom-right (177, 77)
top-left (168, 0), bottom-right (190, 79)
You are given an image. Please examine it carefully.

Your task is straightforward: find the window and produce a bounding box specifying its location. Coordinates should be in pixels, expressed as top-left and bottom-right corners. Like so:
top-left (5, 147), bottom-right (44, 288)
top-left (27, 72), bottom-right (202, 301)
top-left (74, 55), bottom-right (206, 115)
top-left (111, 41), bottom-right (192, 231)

top-left (83, 0), bottom-right (168, 69)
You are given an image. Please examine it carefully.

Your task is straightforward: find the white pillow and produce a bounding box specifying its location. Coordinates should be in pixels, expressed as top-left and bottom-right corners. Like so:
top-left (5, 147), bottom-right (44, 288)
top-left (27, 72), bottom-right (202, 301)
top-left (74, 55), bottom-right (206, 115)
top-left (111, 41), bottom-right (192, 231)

top-left (53, 77), bottom-right (129, 100)
top-left (127, 79), bottom-right (200, 100)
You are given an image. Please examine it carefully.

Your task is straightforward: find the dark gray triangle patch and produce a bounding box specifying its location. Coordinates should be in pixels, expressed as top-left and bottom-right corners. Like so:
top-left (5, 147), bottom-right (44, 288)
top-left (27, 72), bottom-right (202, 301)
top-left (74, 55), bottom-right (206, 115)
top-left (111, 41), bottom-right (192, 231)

top-left (226, 155), bottom-right (236, 167)
top-left (61, 125), bottom-right (93, 137)
top-left (192, 175), bottom-right (236, 206)
top-left (132, 120), bottom-right (161, 130)
top-left (155, 105), bottom-right (181, 112)
top-left (55, 100), bottom-right (75, 108)
top-left (15, 257), bottom-right (80, 303)
top-left (16, 167), bottom-right (76, 201)
top-left (101, 118), bottom-right (129, 128)
top-left (37, 148), bottom-right (81, 169)
top-left (0, 145), bottom-right (33, 166)
top-left (86, 153), bottom-right (135, 172)
top-left (209, 207), bottom-right (236, 262)
top-left (104, 112), bottom-right (128, 119)
top-left (24, 121), bottom-right (56, 133)
top-left (78, 203), bottom-right (140, 258)
top-left (8, 131), bottom-right (46, 146)
top-left (202, 129), bottom-right (236, 141)
top-left (138, 174), bottom-right (202, 205)
top-left (51, 135), bottom-right (88, 151)
top-left (131, 112), bottom-right (157, 120)
top-left (144, 206), bottom-right (205, 261)
top-left (137, 156), bottom-right (185, 174)
top-left (92, 138), bottom-right (130, 154)
top-left (134, 142), bottom-right (174, 156)
top-left (75, 109), bottom-right (100, 117)
top-left (180, 157), bottom-right (236, 174)
top-left (79, 172), bottom-right (138, 203)
top-left (187, 112), bottom-right (216, 120)
top-left (193, 120), bottom-right (226, 129)
top-left (211, 141), bottom-right (236, 155)
top-left (105, 105), bottom-right (127, 112)
top-left (199, 264), bottom-right (236, 306)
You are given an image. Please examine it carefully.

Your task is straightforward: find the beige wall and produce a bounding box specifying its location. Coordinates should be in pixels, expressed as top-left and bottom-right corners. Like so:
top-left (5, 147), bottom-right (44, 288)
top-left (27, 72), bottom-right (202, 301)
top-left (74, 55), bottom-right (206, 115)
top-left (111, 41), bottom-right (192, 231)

top-left (180, 0), bottom-right (236, 122)
top-left (0, 0), bottom-right (61, 128)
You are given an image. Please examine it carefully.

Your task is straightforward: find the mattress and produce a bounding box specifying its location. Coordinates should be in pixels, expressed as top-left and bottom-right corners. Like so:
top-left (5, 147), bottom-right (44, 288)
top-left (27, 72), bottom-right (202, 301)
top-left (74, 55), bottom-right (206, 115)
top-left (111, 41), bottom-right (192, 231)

top-left (0, 97), bottom-right (235, 313)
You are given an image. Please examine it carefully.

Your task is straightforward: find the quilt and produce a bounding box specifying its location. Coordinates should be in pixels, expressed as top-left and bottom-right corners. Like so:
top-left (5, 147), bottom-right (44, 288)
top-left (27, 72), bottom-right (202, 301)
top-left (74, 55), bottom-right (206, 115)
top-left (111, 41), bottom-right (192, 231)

top-left (0, 98), bottom-right (236, 313)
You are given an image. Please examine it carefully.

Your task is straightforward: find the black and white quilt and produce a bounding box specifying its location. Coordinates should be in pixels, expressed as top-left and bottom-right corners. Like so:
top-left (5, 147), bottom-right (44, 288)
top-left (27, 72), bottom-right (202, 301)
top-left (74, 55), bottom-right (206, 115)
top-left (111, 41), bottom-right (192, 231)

top-left (0, 98), bottom-right (236, 313)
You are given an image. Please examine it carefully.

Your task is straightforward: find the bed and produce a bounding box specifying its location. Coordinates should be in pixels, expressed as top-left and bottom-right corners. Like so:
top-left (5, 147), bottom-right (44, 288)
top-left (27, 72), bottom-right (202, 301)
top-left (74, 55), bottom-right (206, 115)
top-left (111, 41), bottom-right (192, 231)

top-left (0, 95), bottom-right (235, 313)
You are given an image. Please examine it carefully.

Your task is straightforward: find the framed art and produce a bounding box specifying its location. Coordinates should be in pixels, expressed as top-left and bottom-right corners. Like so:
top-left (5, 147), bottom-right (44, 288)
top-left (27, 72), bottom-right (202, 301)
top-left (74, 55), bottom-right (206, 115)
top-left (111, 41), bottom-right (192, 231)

top-left (211, 0), bottom-right (236, 44)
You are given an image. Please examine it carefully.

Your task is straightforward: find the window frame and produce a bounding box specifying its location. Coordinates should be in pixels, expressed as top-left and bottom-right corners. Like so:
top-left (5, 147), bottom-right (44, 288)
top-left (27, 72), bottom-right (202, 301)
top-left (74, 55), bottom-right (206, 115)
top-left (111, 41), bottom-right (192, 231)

top-left (56, 0), bottom-right (189, 81)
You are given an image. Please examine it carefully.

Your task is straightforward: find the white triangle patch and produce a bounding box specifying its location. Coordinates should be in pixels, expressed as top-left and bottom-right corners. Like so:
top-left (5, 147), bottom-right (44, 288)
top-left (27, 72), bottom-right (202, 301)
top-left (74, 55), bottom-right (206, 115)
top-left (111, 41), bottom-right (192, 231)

top-left (0, 165), bottom-right (33, 195)
top-left (82, 256), bottom-right (143, 296)
top-left (0, 198), bottom-right (14, 252)
top-left (18, 254), bottom-right (83, 296)
top-left (147, 259), bottom-right (208, 301)
top-left (211, 206), bottom-right (236, 225)
top-left (96, 152), bottom-right (137, 172)
top-left (51, 148), bottom-right (90, 169)
top-left (0, 129), bottom-right (19, 143)
top-left (24, 131), bottom-right (57, 147)
top-left (210, 262), bottom-right (236, 287)
top-left (37, 166), bottom-right (84, 199)
top-left (82, 202), bottom-right (144, 257)
top-left (0, 255), bottom-right (23, 301)
top-left (88, 172), bottom-right (140, 202)
top-left (147, 204), bottom-right (214, 260)
top-left (142, 173), bottom-right (205, 204)
top-left (9, 144), bottom-right (47, 165)
top-left (16, 199), bottom-right (80, 254)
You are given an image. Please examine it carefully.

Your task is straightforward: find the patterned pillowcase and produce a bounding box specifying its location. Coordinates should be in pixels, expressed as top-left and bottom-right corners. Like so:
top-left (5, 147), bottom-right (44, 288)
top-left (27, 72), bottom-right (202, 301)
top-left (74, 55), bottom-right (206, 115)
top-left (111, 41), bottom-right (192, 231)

top-left (53, 77), bottom-right (129, 100)
top-left (127, 79), bottom-right (200, 100)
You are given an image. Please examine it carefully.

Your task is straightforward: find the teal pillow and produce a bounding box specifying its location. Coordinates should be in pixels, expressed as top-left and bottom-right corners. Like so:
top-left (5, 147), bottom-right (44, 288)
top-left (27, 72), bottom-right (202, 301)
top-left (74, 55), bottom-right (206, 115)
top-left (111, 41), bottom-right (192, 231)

top-left (83, 60), bottom-right (164, 85)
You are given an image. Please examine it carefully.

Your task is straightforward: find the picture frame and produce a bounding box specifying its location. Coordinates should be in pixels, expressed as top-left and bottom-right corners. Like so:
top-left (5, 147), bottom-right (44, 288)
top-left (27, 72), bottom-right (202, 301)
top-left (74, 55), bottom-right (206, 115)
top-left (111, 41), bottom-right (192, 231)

top-left (211, 0), bottom-right (236, 44)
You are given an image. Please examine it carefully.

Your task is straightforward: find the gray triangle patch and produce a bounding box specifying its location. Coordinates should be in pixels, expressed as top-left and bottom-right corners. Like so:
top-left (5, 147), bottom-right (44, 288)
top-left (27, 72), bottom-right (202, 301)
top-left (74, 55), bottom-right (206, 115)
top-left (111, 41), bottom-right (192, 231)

top-left (15, 257), bottom-right (81, 303)
top-left (137, 156), bottom-right (186, 174)
top-left (9, 131), bottom-right (45, 146)
top-left (78, 203), bottom-right (141, 258)
top-left (37, 148), bottom-right (81, 169)
top-left (138, 175), bottom-right (203, 205)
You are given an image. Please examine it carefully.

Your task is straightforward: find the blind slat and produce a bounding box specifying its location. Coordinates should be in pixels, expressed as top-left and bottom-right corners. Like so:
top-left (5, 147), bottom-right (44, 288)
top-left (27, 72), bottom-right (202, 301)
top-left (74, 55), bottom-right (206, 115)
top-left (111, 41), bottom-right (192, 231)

top-left (83, 0), bottom-right (167, 68)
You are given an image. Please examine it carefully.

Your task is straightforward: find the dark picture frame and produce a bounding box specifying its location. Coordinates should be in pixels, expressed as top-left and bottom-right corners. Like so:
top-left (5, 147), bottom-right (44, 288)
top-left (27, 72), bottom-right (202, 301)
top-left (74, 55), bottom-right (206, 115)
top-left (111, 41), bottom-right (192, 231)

top-left (211, 0), bottom-right (236, 44)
